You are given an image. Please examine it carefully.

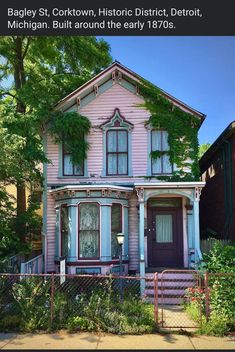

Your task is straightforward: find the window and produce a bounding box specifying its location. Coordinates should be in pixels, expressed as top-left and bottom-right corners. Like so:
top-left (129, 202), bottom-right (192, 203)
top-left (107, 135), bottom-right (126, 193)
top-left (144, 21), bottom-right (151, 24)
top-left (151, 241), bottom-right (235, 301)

top-left (61, 206), bottom-right (69, 257)
top-left (111, 204), bottom-right (122, 258)
top-left (151, 130), bottom-right (172, 174)
top-left (155, 214), bottom-right (173, 243)
top-left (78, 203), bottom-right (99, 258)
top-left (107, 130), bottom-right (128, 175)
top-left (63, 144), bottom-right (84, 176)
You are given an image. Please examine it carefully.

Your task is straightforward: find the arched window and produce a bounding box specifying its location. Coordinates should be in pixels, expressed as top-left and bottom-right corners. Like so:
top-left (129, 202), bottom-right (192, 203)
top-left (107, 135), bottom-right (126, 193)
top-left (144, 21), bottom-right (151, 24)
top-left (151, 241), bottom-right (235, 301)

top-left (78, 203), bottom-right (99, 258)
top-left (107, 130), bottom-right (128, 175)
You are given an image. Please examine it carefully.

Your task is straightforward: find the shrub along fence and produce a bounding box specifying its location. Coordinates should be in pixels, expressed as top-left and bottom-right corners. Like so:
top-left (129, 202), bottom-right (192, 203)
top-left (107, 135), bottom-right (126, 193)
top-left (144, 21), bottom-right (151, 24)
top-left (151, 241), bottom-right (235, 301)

top-left (0, 273), bottom-right (155, 334)
top-left (0, 272), bottom-right (234, 335)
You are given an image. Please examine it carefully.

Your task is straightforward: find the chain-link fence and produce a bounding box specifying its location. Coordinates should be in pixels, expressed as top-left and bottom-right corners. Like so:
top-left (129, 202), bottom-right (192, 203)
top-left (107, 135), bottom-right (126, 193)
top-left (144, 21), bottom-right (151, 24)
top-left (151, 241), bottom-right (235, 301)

top-left (0, 273), bottom-right (155, 333)
top-left (0, 272), bottom-right (234, 333)
top-left (157, 270), bottom-right (202, 329)
top-left (204, 272), bottom-right (235, 324)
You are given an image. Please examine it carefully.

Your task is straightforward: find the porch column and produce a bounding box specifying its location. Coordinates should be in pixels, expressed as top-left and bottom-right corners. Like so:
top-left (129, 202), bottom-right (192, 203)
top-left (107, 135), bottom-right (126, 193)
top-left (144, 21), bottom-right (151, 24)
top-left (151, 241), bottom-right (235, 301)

top-left (68, 205), bottom-right (77, 261)
top-left (136, 188), bottom-right (145, 295)
top-left (193, 187), bottom-right (203, 263)
top-left (139, 201), bottom-right (145, 277)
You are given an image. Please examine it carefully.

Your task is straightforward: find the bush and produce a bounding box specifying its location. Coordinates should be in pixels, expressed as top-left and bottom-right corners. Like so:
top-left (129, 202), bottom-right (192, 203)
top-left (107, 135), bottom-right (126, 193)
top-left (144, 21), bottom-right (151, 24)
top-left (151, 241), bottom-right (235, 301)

top-left (12, 277), bottom-right (51, 331)
top-left (0, 315), bottom-right (21, 332)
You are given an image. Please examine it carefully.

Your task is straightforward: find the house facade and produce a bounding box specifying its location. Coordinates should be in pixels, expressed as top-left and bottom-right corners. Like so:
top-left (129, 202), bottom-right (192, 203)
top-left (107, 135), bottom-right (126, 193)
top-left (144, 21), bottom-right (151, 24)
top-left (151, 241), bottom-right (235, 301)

top-left (200, 122), bottom-right (235, 242)
top-left (42, 61), bottom-right (205, 277)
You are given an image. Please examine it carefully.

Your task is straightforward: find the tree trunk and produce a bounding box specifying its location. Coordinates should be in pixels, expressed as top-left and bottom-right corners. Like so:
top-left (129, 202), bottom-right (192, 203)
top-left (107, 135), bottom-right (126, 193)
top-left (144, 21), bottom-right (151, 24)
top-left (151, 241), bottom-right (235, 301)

top-left (14, 37), bottom-right (27, 241)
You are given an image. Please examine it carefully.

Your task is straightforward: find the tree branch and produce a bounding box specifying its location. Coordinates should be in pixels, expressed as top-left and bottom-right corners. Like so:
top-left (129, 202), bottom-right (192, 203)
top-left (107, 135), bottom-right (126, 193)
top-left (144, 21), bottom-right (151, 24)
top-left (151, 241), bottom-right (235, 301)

top-left (22, 37), bottom-right (31, 60)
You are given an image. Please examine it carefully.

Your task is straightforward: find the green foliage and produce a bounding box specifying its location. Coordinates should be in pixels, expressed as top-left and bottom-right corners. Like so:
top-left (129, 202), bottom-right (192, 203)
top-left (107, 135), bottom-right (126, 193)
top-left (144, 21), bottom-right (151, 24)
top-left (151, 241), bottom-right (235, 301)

top-left (199, 143), bottom-right (211, 159)
top-left (0, 36), bottom-right (112, 246)
top-left (0, 315), bottom-right (21, 332)
top-left (139, 79), bottom-right (201, 181)
top-left (199, 312), bottom-right (231, 336)
top-left (203, 241), bottom-right (235, 273)
top-left (49, 111), bottom-right (91, 165)
top-left (0, 275), bottom-right (155, 334)
top-left (12, 277), bottom-right (51, 331)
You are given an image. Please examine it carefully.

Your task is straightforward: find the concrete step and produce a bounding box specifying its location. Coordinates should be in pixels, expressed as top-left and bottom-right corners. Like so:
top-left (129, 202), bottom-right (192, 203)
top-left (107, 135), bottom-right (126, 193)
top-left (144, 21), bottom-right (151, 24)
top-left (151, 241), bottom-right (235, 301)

top-left (146, 273), bottom-right (195, 280)
top-left (145, 288), bottom-right (187, 296)
top-left (145, 280), bottom-right (195, 288)
top-left (146, 297), bottom-right (184, 305)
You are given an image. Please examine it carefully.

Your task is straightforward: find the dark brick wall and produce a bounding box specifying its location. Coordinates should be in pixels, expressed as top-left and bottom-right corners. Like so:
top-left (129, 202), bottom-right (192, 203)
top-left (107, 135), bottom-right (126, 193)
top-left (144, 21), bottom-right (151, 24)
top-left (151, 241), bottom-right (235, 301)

top-left (200, 133), bottom-right (235, 241)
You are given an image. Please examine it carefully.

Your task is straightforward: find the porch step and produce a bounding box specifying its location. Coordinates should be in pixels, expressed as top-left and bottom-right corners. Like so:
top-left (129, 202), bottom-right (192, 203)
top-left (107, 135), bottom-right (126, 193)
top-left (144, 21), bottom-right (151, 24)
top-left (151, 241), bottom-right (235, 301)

top-left (144, 271), bottom-right (198, 305)
top-left (146, 297), bottom-right (183, 305)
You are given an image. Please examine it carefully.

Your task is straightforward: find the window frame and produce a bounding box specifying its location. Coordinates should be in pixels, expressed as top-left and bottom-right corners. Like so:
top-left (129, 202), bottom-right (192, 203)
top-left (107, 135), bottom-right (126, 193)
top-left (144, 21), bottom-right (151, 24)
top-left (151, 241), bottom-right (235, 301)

top-left (78, 202), bottom-right (100, 260)
top-left (60, 205), bottom-right (69, 258)
top-left (111, 203), bottom-right (123, 259)
top-left (151, 130), bottom-right (173, 175)
top-left (62, 143), bottom-right (84, 176)
top-left (106, 129), bottom-right (128, 176)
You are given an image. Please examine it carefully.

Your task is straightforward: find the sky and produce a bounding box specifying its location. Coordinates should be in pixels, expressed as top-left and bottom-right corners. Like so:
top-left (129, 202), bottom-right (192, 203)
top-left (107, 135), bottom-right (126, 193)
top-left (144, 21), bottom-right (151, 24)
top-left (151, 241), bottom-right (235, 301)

top-left (101, 36), bottom-right (235, 145)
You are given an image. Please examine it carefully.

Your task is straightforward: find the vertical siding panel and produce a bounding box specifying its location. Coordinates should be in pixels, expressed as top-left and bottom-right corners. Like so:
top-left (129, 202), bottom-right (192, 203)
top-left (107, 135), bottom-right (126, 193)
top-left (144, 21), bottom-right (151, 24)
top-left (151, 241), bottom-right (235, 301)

top-left (128, 193), bottom-right (139, 271)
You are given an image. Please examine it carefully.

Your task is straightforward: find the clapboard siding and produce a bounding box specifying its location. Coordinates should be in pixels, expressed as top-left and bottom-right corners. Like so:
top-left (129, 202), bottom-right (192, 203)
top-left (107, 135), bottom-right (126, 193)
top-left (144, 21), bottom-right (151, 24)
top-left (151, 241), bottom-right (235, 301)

top-left (46, 192), bottom-right (56, 272)
top-left (47, 83), bottom-right (150, 184)
top-left (128, 193), bottom-right (139, 271)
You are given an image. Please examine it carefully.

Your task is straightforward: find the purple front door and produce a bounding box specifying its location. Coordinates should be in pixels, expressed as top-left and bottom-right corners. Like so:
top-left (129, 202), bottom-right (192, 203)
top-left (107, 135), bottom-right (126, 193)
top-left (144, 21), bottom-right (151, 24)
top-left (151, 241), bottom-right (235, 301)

top-left (147, 207), bottom-right (183, 267)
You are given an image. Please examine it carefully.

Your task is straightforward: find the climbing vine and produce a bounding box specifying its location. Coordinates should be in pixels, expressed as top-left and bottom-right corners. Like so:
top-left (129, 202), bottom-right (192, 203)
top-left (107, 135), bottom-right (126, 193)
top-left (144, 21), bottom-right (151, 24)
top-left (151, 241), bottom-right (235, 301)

top-left (139, 79), bottom-right (201, 181)
top-left (49, 111), bottom-right (91, 165)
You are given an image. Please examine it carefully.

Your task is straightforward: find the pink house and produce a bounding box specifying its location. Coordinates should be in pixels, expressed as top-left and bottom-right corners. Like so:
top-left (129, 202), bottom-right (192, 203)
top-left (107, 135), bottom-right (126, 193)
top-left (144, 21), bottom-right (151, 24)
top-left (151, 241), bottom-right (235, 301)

top-left (42, 61), bottom-right (205, 277)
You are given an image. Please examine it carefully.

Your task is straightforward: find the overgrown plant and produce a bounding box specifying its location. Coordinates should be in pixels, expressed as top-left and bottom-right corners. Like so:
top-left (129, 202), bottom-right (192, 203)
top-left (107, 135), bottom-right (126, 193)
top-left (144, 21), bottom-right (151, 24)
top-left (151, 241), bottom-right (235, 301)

top-left (139, 79), bottom-right (201, 181)
top-left (49, 111), bottom-right (91, 165)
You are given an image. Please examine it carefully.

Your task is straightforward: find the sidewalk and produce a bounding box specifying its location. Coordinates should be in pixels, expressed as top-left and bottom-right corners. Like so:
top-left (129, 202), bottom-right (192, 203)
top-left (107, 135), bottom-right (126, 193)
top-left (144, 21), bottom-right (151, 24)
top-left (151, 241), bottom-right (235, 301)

top-left (0, 331), bottom-right (234, 350)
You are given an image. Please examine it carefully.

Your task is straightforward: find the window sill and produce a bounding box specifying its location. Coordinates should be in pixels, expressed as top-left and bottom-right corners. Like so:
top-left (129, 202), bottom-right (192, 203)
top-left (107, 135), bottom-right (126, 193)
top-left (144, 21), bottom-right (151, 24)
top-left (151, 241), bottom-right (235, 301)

top-left (58, 176), bottom-right (89, 179)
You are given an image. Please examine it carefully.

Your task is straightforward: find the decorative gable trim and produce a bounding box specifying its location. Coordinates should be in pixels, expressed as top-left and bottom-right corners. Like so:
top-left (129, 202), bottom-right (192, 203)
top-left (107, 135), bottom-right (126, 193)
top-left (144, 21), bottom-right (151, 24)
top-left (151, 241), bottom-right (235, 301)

top-left (100, 108), bottom-right (134, 132)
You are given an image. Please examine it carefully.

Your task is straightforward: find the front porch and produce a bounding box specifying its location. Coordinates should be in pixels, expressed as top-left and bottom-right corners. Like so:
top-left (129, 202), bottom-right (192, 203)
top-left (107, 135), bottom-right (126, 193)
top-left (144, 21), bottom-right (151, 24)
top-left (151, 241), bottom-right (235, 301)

top-left (134, 182), bottom-right (205, 278)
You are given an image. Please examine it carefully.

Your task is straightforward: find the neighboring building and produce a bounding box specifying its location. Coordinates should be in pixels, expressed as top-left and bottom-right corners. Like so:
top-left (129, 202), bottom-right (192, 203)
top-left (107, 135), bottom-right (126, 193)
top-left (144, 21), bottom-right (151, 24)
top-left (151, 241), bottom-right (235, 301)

top-left (42, 61), bottom-right (205, 276)
top-left (200, 122), bottom-right (235, 242)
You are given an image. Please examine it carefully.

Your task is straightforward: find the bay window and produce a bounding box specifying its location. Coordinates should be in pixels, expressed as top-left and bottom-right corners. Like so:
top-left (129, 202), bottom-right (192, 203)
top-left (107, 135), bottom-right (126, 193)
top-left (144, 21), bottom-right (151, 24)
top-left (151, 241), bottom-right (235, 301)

top-left (78, 203), bottom-right (99, 258)
top-left (111, 204), bottom-right (122, 258)
top-left (61, 205), bottom-right (69, 257)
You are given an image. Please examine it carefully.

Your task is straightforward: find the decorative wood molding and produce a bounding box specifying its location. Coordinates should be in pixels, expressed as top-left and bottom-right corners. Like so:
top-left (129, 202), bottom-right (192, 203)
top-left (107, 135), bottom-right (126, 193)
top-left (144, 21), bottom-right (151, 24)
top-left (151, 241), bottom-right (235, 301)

top-left (94, 84), bottom-right (98, 96)
top-left (136, 188), bottom-right (144, 203)
top-left (195, 187), bottom-right (202, 201)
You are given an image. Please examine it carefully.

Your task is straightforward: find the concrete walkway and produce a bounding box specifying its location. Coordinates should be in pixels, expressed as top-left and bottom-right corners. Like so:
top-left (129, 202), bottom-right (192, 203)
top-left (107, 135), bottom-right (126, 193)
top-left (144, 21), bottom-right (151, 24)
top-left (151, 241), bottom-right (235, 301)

top-left (0, 331), bottom-right (234, 350)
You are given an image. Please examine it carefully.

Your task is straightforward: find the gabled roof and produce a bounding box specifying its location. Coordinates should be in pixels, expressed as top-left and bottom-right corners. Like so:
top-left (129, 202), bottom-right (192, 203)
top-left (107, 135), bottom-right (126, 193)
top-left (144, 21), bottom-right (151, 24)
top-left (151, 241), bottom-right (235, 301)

top-left (56, 61), bottom-right (206, 122)
top-left (200, 121), bottom-right (235, 167)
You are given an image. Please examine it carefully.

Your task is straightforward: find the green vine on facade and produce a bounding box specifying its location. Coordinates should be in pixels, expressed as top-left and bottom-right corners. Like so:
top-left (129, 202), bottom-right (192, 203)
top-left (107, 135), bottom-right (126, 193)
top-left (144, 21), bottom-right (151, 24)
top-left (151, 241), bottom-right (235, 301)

top-left (49, 111), bottom-right (91, 165)
top-left (139, 79), bottom-right (201, 181)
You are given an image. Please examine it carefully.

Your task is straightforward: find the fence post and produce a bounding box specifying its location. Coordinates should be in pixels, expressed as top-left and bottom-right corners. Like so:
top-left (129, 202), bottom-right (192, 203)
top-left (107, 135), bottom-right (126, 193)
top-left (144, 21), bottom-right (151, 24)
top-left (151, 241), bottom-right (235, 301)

top-left (50, 273), bottom-right (55, 326)
top-left (204, 272), bottom-right (210, 321)
top-left (153, 272), bottom-right (158, 324)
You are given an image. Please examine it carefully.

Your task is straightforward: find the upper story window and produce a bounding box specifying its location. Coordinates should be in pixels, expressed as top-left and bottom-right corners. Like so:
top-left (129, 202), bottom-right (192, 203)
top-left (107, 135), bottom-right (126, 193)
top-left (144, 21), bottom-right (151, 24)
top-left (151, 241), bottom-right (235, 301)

top-left (107, 130), bottom-right (128, 175)
top-left (100, 108), bottom-right (133, 177)
top-left (63, 144), bottom-right (84, 176)
top-left (151, 130), bottom-right (172, 174)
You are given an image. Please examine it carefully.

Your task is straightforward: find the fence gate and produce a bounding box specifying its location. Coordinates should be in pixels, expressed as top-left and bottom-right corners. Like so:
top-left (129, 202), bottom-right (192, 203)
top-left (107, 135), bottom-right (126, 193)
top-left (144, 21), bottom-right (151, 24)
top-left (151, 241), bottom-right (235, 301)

top-left (155, 270), bottom-right (202, 329)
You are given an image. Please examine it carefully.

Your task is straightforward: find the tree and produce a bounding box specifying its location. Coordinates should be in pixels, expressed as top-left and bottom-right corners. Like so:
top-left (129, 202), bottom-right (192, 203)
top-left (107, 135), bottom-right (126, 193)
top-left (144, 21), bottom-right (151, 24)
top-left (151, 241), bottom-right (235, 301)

top-left (0, 36), bottom-right (112, 245)
top-left (199, 143), bottom-right (211, 159)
